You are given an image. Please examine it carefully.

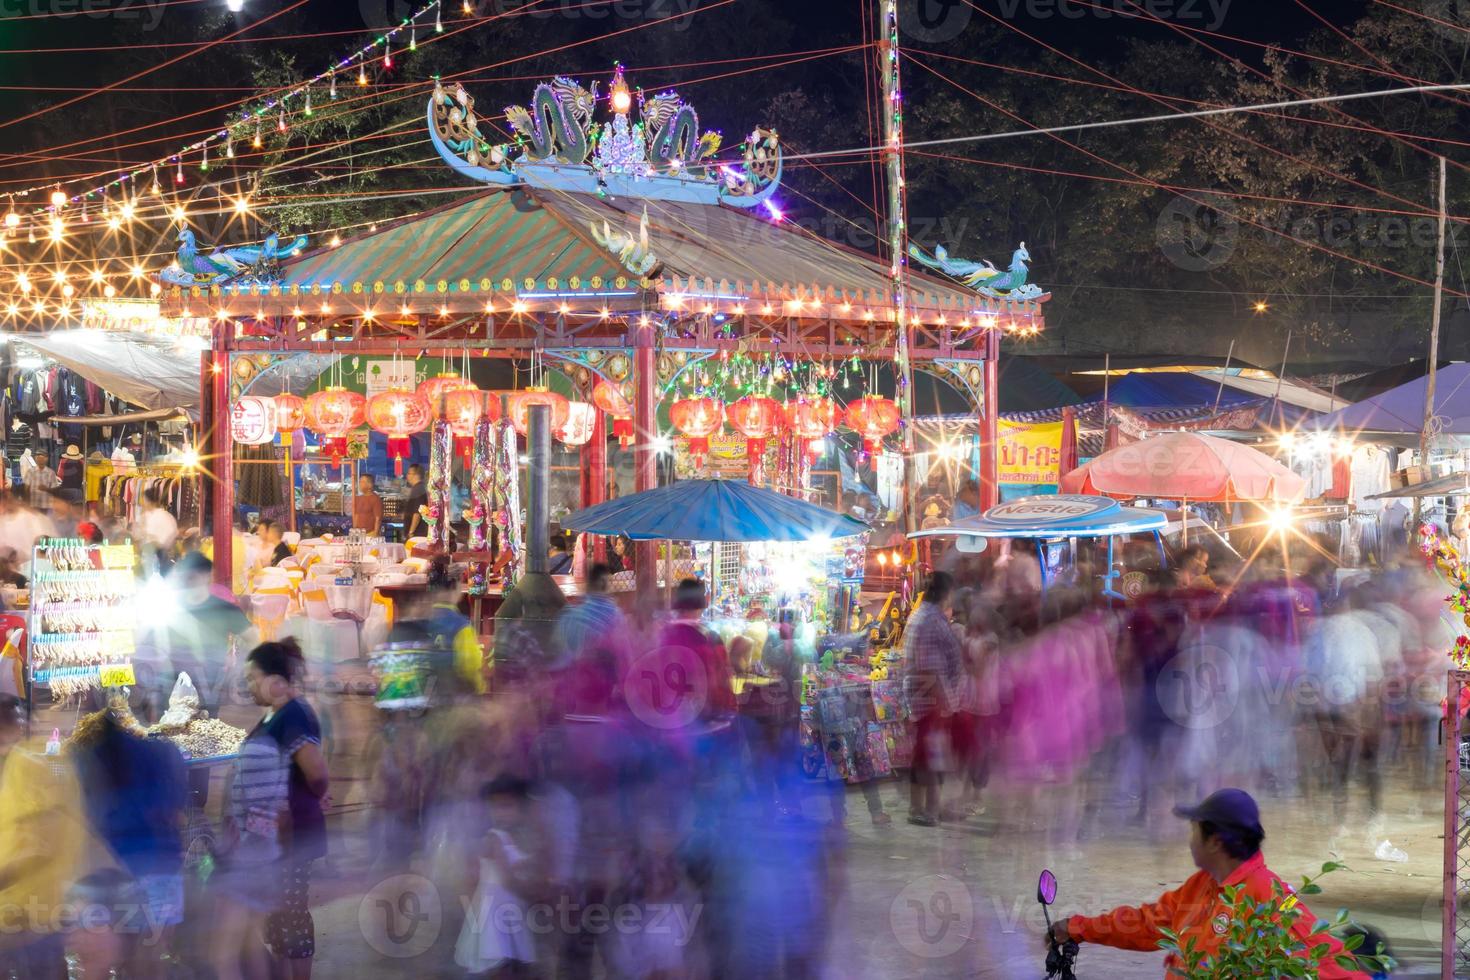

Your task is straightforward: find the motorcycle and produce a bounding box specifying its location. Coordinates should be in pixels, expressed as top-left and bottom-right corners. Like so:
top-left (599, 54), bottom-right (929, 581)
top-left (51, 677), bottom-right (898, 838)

top-left (1038, 869), bottom-right (1079, 980)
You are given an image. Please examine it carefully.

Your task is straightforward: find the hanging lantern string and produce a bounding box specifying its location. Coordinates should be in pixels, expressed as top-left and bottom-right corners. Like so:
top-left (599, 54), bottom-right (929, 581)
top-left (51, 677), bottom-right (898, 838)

top-left (10, 0), bottom-right (448, 221)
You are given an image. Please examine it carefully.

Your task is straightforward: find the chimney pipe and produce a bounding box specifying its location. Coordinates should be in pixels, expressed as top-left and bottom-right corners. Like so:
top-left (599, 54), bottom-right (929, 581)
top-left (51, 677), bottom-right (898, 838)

top-left (527, 402), bottom-right (550, 574)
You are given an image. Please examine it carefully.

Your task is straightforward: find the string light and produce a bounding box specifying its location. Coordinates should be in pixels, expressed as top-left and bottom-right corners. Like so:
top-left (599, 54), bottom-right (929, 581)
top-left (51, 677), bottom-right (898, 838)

top-left (383, 37), bottom-right (392, 70)
top-left (435, 4), bottom-right (443, 31)
top-left (410, 24), bottom-right (417, 51)
top-left (277, 109), bottom-right (286, 133)
top-left (234, 196), bottom-right (250, 215)
top-left (4, 212), bottom-right (17, 230)
top-left (358, 62), bottom-right (368, 86)
top-left (329, 68), bottom-right (337, 100)
top-left (253, 119), bottom-right (262, 148)
top-left (200, 145), bottom-right (208, 171)
top-left (175, 159), bottom-right (184, 184)
top-left (304, 89), bottom-right (312, 117)
top-left (49, 188), bottom-right (65, 208)
top-left (225, 135), bottom-right (234, 159)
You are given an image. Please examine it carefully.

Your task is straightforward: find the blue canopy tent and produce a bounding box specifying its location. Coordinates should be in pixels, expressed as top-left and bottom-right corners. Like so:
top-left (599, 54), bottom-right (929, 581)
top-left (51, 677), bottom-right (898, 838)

top-left (1310, 362), bottom-right (1470, 438)
top-left (909, 494), bottom-right (1168, 598)
top-left (560, 479), bottom-right (868, 542)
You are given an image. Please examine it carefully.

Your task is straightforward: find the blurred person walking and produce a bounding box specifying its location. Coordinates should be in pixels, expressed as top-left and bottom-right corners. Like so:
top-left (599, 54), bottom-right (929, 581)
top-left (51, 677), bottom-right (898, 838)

top-left (70, 699), bottom-right (189, 980)
top-left (901, 571), bottom-right (962, 827)
top-left (245, 640), bottom-right (330, 980)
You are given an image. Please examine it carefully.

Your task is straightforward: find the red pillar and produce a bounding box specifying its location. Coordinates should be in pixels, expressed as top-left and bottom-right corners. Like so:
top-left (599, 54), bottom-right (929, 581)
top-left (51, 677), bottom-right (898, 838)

top-left (209, 323), bottom-right (233, 591)
top-left (583, 410), bottom-right (607, 562)
top-left (633, 333), bottom-right (657, 594)
top-left (980, 332), bottom-right (1000, 511)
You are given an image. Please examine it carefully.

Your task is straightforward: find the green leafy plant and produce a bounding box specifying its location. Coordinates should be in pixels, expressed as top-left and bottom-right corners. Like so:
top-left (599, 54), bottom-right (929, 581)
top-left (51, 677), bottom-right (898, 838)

top-left (1157, 862), bottom-right (1396, 978)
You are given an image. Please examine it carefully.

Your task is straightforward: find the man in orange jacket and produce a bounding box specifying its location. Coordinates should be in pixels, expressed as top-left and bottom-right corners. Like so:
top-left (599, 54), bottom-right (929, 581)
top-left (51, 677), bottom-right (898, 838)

top-left (1049, 789), bottom-right (1373, 979)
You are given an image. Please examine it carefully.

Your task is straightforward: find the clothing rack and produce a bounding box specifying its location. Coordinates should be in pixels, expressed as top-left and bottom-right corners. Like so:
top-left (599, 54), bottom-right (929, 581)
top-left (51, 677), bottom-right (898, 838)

top-left (96, 463), bottom-right (202, 528)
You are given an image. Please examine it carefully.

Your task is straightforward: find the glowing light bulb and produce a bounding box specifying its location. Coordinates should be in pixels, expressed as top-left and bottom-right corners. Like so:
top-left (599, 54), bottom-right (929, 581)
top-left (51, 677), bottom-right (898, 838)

top-left (49, 219), bottom-right (63, 242)
top-left (330, 234), bottom-right (342, 248)
top-left (3, 212), bottom-right (17, 229)
top-left (171, 205), bottom-right (187, 223)
top-left (49, 189), bottom-right (65, 208)
top-left (89, 268), bottom-right (104, 285)
top-left (103, 285), bottom-right (116, 298)
top-left (107, 216), bottom-right (121, 232)
top-left (226, 0), bottom-right (244, 11)
top-left (358, 64), bottom-right (368, 86)
top-left (130, 264), bottom-right (144, 279)
top-left (511, 300), bottom-right (527, 314)
top-left (234, 196), bottom-right (250, 215)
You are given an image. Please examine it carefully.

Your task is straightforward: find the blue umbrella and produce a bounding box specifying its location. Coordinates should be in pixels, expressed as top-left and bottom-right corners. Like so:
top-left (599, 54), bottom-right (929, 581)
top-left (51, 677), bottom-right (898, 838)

top-left (560, 479), bottom-right (868, 542)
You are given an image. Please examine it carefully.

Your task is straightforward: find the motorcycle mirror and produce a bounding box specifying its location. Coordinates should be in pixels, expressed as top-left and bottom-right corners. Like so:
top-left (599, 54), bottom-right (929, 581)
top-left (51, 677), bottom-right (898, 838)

top-left (1038, 869), bottom-right (1058, 906)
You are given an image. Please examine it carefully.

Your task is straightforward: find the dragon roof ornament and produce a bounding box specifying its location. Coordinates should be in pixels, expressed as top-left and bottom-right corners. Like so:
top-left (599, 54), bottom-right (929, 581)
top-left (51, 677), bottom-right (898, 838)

top-left (429, 66), bottom-right (781, 208)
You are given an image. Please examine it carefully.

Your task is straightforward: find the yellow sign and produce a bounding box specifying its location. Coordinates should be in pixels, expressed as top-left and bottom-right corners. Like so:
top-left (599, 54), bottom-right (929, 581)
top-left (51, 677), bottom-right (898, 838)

top-left (98, 664), bottom-right (136, 688)
top-left (998, 420), bottom-right (1064, 485)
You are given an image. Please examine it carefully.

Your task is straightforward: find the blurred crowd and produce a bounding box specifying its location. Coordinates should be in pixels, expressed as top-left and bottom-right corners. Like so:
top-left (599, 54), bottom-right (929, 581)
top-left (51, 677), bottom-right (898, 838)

top-left (0, 516), bottom-right (1456, 978)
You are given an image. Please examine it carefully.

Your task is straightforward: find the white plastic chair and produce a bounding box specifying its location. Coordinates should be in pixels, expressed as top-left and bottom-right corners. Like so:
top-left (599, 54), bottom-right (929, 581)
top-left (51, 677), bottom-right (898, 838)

top-left (300, 588), bottom-right (360, 663)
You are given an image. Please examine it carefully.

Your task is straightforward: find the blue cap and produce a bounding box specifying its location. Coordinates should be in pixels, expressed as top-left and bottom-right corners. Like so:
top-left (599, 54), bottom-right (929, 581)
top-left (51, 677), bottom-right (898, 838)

top-left (1173, 788), bottom-right (1264, 838)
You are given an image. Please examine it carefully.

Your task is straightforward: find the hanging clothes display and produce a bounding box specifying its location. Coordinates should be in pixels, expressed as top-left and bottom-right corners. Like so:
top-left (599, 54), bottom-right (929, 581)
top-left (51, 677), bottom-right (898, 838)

top-left (96, 466), bottom-right (199, 527)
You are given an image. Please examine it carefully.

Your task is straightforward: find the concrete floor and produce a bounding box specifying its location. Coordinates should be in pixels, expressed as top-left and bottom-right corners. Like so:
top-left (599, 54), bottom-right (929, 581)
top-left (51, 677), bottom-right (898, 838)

top-left (49, 681), bottom-right (1450, 978)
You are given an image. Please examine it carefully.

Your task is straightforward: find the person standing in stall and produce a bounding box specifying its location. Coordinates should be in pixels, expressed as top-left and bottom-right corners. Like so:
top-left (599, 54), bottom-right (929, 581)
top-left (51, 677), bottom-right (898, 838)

top-left (403, 464), bottom-right (428, 539)
top-left (352, 474), bottom-right (383, 535)
top-left (134, 488), bottom-right (178, 573)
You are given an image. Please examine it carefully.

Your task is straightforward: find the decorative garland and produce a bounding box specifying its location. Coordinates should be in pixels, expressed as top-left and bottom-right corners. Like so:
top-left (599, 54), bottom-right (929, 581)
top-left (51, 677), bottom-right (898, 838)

top-left (465, 416), bottom-right (496, 595)
top-left (1418, 522), bottom-right (1470, 668)
top-left (428, 420), bottom-right (452, 550)
top-left (493, 418), bottom-right (523, 587)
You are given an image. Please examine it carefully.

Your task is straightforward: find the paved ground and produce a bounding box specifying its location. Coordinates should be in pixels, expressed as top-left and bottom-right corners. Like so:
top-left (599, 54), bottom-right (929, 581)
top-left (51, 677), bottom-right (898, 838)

top-left (46, 682), bottom-right (1450, 978)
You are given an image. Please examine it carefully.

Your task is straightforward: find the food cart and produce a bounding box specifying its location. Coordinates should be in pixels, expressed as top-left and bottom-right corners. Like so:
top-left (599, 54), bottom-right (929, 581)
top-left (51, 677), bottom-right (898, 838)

top-left (909, 494), bottom-right (1169, 599)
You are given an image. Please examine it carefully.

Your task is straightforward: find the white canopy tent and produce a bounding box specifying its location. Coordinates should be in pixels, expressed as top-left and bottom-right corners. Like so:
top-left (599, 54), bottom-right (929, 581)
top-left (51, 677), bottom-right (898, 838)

top-left (18, 330), bottom-right (204, 420)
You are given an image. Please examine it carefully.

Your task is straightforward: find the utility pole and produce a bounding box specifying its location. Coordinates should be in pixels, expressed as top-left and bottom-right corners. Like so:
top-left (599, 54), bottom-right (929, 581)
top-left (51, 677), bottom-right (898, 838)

top-left (878, 0), bottom-right (918, 543)
top-left (1418, 155), bottom-right (1447, 525)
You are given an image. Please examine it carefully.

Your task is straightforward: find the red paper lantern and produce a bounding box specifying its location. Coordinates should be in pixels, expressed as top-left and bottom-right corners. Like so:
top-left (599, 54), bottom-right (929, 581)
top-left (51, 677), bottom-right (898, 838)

top-left (670, 396), bottom-right (724, 465)
top-left (844, 395), bottom-right (901, 455)
top-left (304, 386), bottom-right (366, 467)
top-left (274, 393), bottom-right (306, 448)
top-left (367, 388), bottom-right (431, 475)
top-left (443, 388), bottom-right (498, 465)
top-left (509, 387), bottom-right (570, 436)
top-left (592, 379), bottom-right (634, 447)
top-left (418, 372), bottom-right (477, 420)
top-left (727, 395), bottom-right (782, 457)
top-left (784, 396), bottom-right (838, 460)
top-left (555, 402), bottom-right (597, 447)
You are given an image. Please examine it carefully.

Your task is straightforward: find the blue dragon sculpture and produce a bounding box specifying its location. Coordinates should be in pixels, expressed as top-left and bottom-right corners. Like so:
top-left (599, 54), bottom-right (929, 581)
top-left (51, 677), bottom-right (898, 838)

top-left (641, 91), bottom-right (720, 173)
top-left (505, 77), bottom-right (599, 165)
top-left (161, 229), bottom-right (307, 287)
top-left (908, 241), bottom-right (1049, 300)
top-left (429, 70), bottom-right (781, 208)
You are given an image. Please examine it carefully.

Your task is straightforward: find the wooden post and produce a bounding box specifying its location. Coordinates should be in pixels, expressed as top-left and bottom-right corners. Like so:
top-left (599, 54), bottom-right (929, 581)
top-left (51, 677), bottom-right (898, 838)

top-left (633, 331), bottom-right (657, 595)
top-left (981, 330), bottom-right (999, 510)
top-left (209, 323), bottom-right (233, 591)
top-left (1420, 155), bottom-right (1448, 527)
top-left (584, 410), bottom-right (607, 562)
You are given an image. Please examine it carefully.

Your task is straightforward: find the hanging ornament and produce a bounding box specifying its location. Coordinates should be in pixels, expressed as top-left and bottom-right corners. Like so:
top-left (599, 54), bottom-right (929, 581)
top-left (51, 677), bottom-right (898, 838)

top-left (554, 402), bottom-right (597, 447)
top-left (435, 3), bottom-right (443, 31)
top-left (727, 394), bottom-right (781, 485)
top-left (201, 145), bottom-right (209, 172)
top-left (383, 37), bottom-right (392, 70)
top-left (783, 396), bottom-right (837, 462)
top-left (305, 89), bottom-right (313, 117)
top-left (175, 159), bottom-right (184, 184)
top-left (591, 379), bottom-right (634, 447)
top-left (417, 371), bottom-right (476, 419)
top-left (304, 386), bottom-right (366, 469)
top-left (273, 393), bottom-right (307, 474)
top-left (329, 68), bottom-right (337, 100)
top-left (368, 388), bottom-right (432, 476)
top-left (844, 395), bottom-right (901, 457)
top-left (277, 109), bottom-right (286, 133)
top-left (253, 119), bottom-right (262, 148)
top-left (358, 61), bottom-right (368, 86)
top-left (670, 396), bottom-right (724, 466)
top-left (508, 388), bottom-right (570, 436)
top-left (151, 164), bottom-right (161, 195)
top-left (445, 387), bottom-right (497, 466)
top-left (410, 24), bottom-right (417, 51)
top-left (225, 134), bottom-right (234, 159)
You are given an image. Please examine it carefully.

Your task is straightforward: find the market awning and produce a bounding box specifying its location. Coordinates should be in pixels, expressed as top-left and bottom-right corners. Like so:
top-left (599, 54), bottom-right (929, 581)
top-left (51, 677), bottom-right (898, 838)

top-left (1311, 362), bottom-right (1470, 436)
top-left (1364, 471), bottom-right (1470, 499)
top-left (18, 331), bottom-right (202, 420)
top-left (64, 408), bottom-right (188, 426)
top-left (910, 494), bottom-right (1168, 539)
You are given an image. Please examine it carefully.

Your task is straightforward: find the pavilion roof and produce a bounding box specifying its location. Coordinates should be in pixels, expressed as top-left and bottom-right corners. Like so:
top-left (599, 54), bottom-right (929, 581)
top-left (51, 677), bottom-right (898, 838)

top-left (174, 187), bottom-right (1045, 328)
